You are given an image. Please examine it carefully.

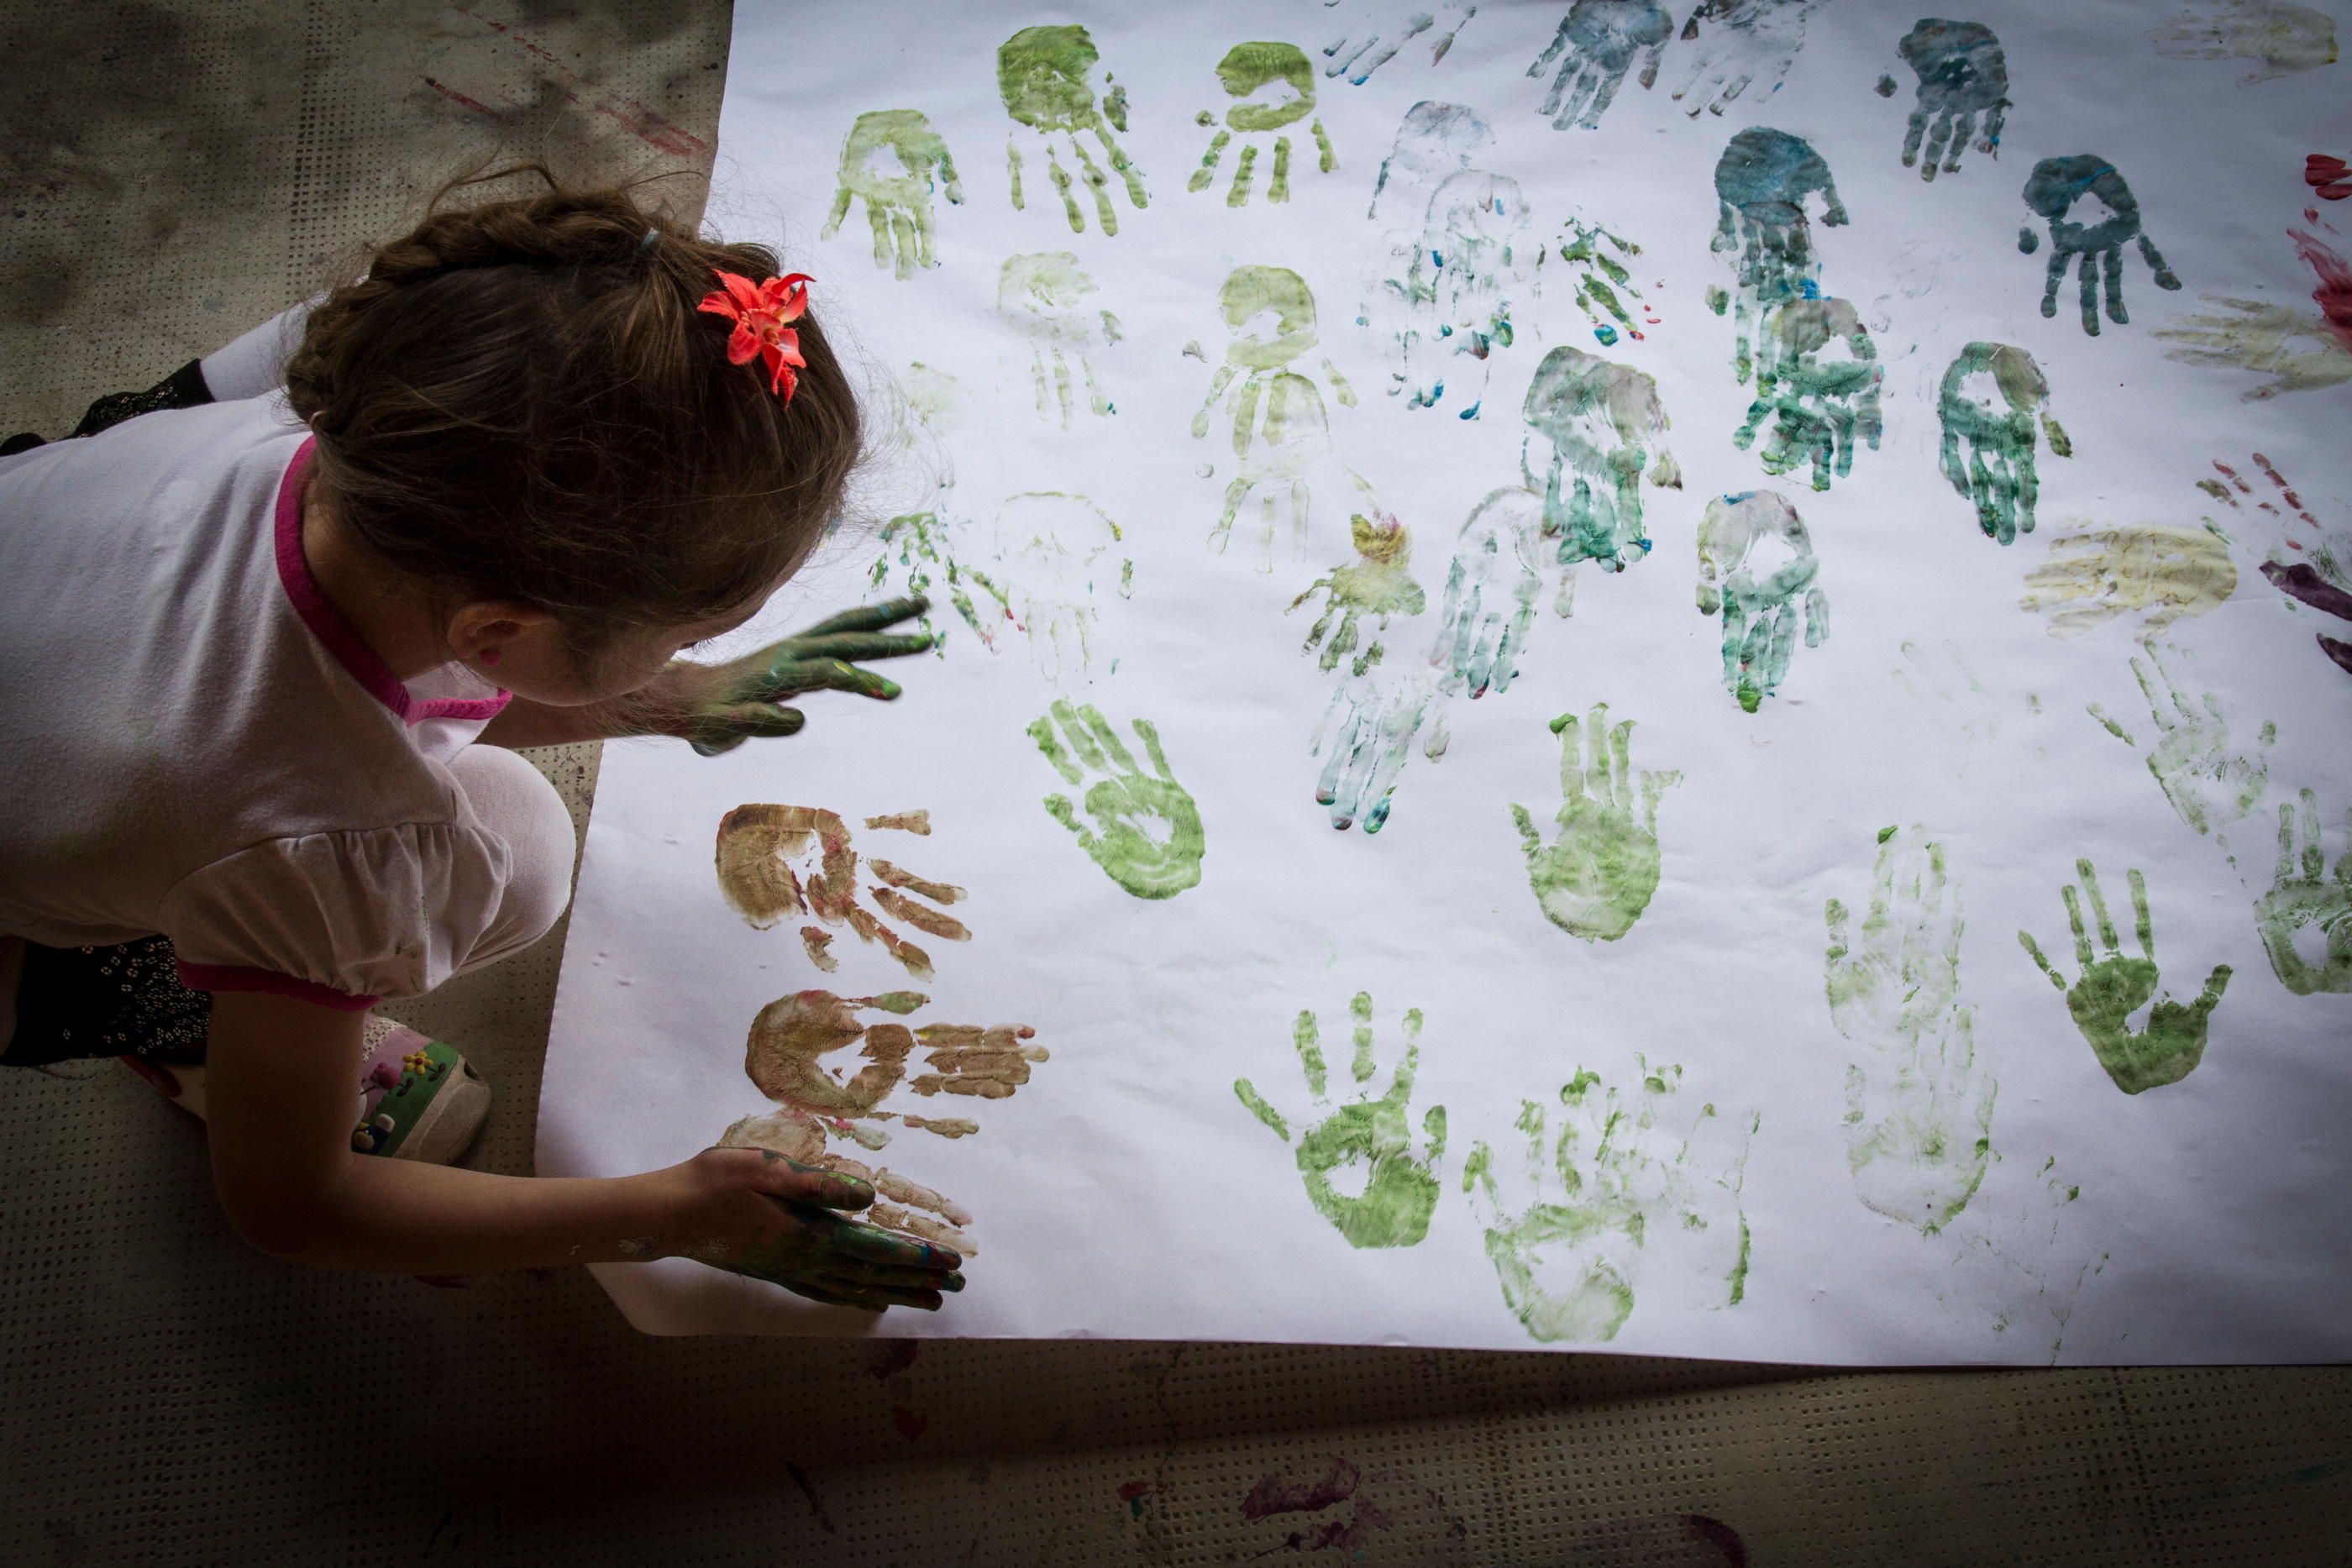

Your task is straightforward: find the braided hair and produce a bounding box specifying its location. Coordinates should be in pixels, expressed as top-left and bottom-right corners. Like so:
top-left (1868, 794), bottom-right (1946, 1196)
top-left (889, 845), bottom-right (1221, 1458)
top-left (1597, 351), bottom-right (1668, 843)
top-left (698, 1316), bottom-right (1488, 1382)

top-left (285, 165), bottom-right (860, 663)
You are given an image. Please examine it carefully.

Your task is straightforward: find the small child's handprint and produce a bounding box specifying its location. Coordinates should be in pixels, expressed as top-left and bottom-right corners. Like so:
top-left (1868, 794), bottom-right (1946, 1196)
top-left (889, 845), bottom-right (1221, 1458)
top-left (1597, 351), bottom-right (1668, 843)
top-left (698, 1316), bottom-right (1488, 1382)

top-left (2145, 0), bottom-right (2339, 85)
top-left (1375, 168), bottom-right (1534, 417)
top-left (998, 252), bottom-right (1120, 428)
top-left (870, 511), bottom-right (1011, 652)
top-left (2159, 295), bottom-right (2352, 401)
top-left (744, 989), bottom-right (1042, 1122)
top-left (1463, 1063), bottom-right (1751, 1343)
top-left (1695, 490), bottom-right (1828, 713)
top-left (1937, 342), bottom-right (2072, 545)
top-left (997, 24), bottom-right (1148, 235)
top-left (1879, 19), bottom-right (2009, 182)
top-left (1235, 991), bottom-right (1446, 1249)
top-left (1734, 296), bottom-right (1882, 490)
top-left (2202, 451), bottom-right (2352, 679)
top-left (1027, 700), bottom-right (1205, 900)
top-left (1672, 0), bottom-right (1824, 118)
top-left (2256, 789), bottom-right (2352, 995)
top-left (1289, 505), bottom-right (1427, 676)
top-left (992, 491), bottom-right (1131, 688)
top-left (1313, 669), bottom-right (1436, 834)
top-left (2087, 645), bottom-right (2275, 839)
top-left (1190, 43), bottom-right (1336, 207)
top-left (1527, 1), bottom-right (1672, 132)
top-left (2019, 860), bottom-right (2232, 1094)
top-left (1522, 345), bottom-right (1681, 577)
top-left (720, 1106), bottom-right (977, 1256)
top-left (2019, 156), bottom-right (2182, 336)
top-left (821, 109), bottom-right (964, 279)
top-left (1323, 0), bottom-right (1477, 84)
top-left (1509, 704), bottom-right (1680, 943)
top-left (1547, 217), bottom-right (1654, 347)
top-left (716, 805), bottom-right (970, 981)
top-left (2021, 524), bottom-right (2238, 642)
top-left (1431, 486), bottom-right (1546, 697)
top-left (1196, 265), bottom-right (1354, 569)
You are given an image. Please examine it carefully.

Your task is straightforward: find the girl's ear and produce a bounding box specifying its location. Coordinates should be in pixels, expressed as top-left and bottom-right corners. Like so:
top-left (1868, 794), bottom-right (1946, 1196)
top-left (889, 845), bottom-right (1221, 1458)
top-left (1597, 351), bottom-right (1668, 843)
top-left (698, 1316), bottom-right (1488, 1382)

top-left (444, 599), bottom-right (557, 665)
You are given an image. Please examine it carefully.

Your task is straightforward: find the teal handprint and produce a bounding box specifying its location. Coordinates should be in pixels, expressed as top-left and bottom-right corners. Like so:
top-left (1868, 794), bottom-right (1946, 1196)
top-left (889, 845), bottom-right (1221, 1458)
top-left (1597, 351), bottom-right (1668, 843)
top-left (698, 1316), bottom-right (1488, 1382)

top-left (1733, 295), bottom-right (1882, 490)
top-left (2255, 790), bottom-right (2352, 995)
top-left (1937, 342), bottom-right (2072, 545)
top-left (1190, 42), bottom-right (1336, 206)
top-left (2019, 156), bottom-right (2182, 336)
top-left (1236, 992), bottom-right (1446, 1249)
top-left (1509, 704), bottom-right (1681, 943)
top-left (1695, 490), bottom-right (1827, 713)
top-left (1463, 1063), bottom-right (1751, 1344)
top-left (1026, 700), bottom-right (1205, 900)
top-left (821, 110), bottom-right (964, 279)
top-left (2019, 859), bottom-right (2232, 1094)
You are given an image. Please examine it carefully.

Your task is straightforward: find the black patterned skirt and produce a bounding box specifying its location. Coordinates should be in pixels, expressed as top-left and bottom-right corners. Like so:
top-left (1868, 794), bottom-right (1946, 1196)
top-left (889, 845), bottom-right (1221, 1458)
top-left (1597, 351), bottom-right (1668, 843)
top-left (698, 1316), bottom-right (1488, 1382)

top-left (3, 936), bottom-right (213, 1067)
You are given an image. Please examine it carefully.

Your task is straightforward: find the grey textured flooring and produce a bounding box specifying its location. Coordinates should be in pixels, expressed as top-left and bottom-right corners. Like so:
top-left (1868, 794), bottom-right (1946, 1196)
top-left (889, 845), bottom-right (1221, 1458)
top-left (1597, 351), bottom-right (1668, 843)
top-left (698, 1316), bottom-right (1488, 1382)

top-left (3, 5), bottom-right (2349, 1564)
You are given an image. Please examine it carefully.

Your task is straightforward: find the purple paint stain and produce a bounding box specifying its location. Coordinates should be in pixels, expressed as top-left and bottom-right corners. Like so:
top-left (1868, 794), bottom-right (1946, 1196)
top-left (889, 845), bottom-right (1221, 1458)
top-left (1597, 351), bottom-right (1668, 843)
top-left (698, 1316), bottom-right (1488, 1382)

top-left (890, 1404), bottom-right (928, 1442)
top-left (864, 1339), bottom-right (921, 1381)
top-left (1682, 1514), bottom-right (1749, 1566)
top-left (1241, 1459), bottom-right (1358, 1520)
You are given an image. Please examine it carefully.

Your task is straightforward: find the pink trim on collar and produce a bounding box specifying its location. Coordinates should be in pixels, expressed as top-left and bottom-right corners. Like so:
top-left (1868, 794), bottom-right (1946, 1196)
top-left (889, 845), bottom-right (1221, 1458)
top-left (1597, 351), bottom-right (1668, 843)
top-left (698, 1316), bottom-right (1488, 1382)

top-left (274, 440), bottom-right (513, 726)
top-left (176, 960), bottom-right (382, 1012)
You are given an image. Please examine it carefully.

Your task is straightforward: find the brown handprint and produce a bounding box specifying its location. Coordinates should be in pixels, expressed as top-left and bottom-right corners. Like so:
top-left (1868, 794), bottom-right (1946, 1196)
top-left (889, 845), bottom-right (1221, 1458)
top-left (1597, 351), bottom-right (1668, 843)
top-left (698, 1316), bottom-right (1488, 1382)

top-left (744, 989), bottom-right (1047, 1125)
top-left (716, 805), bottom-right (971, 980)
top-left (720, 1105), bottom-right (978, 1256)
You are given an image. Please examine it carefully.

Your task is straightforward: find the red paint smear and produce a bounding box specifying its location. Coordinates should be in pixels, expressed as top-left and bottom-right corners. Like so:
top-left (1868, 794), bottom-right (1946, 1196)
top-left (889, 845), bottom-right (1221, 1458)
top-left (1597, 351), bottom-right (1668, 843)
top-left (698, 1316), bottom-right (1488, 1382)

top-left (863, 1339), bottom-right (920, 1381)
top-left (2289, 228), bottom-right (2352, 352)
top-left (1117, 1481), bottom-right (1152, 1502)
top-left (423, 76), bottom-right (516, 125)
top-left (445, 5), bottom-right (712, 159)
top-left (2307, 154), bottom-right (2351, 202)
top-left (2251, 451), bottom-right (2318, 526)
top-left (890, 1404), bottom-right (927, 1441)
top-left (1241, 1458), bottom-right (1357, 1521)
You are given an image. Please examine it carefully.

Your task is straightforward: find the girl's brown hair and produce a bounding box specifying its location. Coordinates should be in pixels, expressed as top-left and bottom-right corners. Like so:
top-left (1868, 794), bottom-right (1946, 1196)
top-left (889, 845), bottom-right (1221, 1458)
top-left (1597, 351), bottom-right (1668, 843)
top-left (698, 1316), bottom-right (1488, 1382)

top-left (285, 167), bottom-right (858, 660)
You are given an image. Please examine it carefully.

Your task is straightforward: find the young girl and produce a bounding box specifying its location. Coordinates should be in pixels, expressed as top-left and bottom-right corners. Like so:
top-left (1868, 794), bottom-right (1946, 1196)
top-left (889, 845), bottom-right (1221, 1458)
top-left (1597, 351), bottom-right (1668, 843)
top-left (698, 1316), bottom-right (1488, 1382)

top-left (0, 174), bottom-right (963, 1313)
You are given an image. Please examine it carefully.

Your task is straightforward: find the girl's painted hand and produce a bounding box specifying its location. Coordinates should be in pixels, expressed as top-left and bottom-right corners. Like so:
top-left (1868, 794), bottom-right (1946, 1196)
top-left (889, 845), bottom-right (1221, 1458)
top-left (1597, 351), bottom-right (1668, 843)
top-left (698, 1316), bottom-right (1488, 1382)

top-left (669, 1146), bottom-right (965, 1311)
top-left (676, 597), bottom-right (937, 756)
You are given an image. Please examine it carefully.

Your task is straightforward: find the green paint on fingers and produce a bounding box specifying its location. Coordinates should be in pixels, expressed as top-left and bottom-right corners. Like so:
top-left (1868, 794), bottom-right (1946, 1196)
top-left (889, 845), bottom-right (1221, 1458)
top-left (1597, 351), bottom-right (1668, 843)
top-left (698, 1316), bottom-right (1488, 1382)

top-left (1027, 700), bottom-right (1205, 899)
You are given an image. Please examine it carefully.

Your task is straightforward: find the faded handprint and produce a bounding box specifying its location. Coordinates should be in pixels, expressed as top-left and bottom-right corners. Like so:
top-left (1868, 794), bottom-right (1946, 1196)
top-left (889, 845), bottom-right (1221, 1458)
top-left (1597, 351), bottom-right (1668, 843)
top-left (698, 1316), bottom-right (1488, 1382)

top-left (2146, 0), bottom-right (2339, 83)
top-left (1367, 100), bottom-right (1491, 221)
top-left (992, 491), bottom-right (1130, 687)
top-left (1825, 826), bottom-right (1996, 1236)
top-left (1712, 128), bottom-right (1847, 382)
top-left (2019, 157), bottom-right (2182, 336)
top-left (998, 253), bottom-right (1120, 427)
top-left (2021, 524), bottom-right (2237, 640)
top-left (2207, 452), bottom-right (2352, 678)
top-left (716, 805), bottom-right (970, 982)
top-left (1431, 486), bottom-right (1546, 697)
top-left (1313, 668), bottom-right (1435, 833)
top-left (2087, 646), bottom-right (2275, 839)
top-left (2256, 790), bottom-right (2352, 994)
top-left (1235, 992), bottom-right (1446, 1249)
top-left (719, 1107), bottom-right (978, 1257)
top-left (1673, 0), bottom-right (1824, 118)
top-left (1323, 0), bottom-right (1478, 83)
top-left (1509, 703), bottom-right (1681, 943)
top-left (2159, 296), bottom-right (2352, 400)
top-left (1190, 43), bottom-right (1336, 206)
top-left (1522, 346), bottom-right (1682, 581)
top-left (1877, 19), bottom-right (2009, 182)
top-left (1196, 265), bottom-right (1356, 569)
top-left (1734, 296), bottom-right (1882, 490)
top-left (2019, 861), bottom-right (2232, 1094)
top-left (1547, 218), bottom-right (1654, 348)
top-left (1696, 490), bottom-right (1827, 713)
top-left (997, 24), bottom-right (1147, 235)
top-left (1527, 1), bottom-right (1672, 131)
top-left (743, 987), bottom-right (1044, 1147)
top-left (1938, 342), bottom-right (2072, 544)
top-left (1027, 700), bottom-right (1205, 900)
top-left (1463, 1064), bottom-right (1752, 1344)
top-left (1893, 640), bottom-right (2007, 772)
top-left (869, 511), bottom-right (1011, 653)
top-left (1291, 506), bottom-right (1427, 677)
top-left (1373, 168), bottom-right (1534, 416)
top-left (821, 110), bottom-right (963, 279)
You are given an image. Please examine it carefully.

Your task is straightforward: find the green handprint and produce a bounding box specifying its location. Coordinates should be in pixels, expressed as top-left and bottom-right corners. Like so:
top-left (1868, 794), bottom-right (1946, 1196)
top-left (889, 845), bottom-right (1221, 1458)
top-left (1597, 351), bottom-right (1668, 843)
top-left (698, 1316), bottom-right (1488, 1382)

top-left (1288, 507), bottom-right (1426, 676)
top-left (2019, 859), bottom-right (2233, 1094)
top-left (1235, 993), bottom-right (1445, 1249)
top-left (1734, 296), bottom-right (1882, 491)
top-left (1190, 42), bottom-right (1336, 206)
top-left (1695, 490), bottom-right (1828, 713)
top-left (997, 25), bottom-right (1148, 235)
top-left (869, 511), bottom-right (1011, 653)
top-left (2255, 790), bottom-right (2352, 995)
top-left (1462, 1063), bottom-right (1751, 1344)
top-left (1824, 826), bottom-right (1995, 1235)
top-left (2087, 645), bottom-right (2274, 838)
top-left (821, 110), bottom-right (964, 279)
top-left (1509, 704), bottom-right (1681, 943)
top-left (1937, 342), bottom-right (2072, 545)
top-left (1026, 700), bottom-right (1205, 900)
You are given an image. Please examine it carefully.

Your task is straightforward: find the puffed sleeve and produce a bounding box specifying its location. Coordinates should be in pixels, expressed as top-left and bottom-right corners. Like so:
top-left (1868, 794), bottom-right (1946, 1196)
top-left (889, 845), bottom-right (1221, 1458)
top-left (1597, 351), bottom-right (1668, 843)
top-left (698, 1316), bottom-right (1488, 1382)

top-left (159, 823), bottom-right (512, 1009)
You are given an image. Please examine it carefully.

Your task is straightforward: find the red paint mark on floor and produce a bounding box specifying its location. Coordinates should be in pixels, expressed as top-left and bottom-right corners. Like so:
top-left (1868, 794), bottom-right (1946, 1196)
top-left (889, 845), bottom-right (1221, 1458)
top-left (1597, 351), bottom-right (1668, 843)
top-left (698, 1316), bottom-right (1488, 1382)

top-left (439, 6), bottom-right (713, 160)
top-left (423, 77), bottom-right (514, 125)
top-left (890, 1403), bottom-right (928, 1441)
top-left (1117, 1480), bottom-right (1152, 1518)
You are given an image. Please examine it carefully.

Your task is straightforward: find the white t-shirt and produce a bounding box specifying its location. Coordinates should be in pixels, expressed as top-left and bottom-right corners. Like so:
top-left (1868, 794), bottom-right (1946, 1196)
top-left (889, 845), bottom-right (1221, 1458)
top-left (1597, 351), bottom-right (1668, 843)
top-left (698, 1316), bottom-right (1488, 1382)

top-left (0, 396), bottom-right (518, 1009)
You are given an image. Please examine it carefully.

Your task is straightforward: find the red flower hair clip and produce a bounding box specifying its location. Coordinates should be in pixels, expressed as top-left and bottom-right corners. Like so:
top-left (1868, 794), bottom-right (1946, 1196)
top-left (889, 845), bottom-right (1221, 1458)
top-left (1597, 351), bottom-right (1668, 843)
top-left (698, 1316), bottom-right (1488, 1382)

top-left (698, 269), bottom-right (812, 401)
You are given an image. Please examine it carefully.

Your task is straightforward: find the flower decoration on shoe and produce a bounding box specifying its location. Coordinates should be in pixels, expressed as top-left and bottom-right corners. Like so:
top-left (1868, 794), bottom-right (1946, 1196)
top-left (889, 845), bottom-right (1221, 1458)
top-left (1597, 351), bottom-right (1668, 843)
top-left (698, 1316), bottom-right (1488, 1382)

top-left (700, 269), bottom-right (813, 400)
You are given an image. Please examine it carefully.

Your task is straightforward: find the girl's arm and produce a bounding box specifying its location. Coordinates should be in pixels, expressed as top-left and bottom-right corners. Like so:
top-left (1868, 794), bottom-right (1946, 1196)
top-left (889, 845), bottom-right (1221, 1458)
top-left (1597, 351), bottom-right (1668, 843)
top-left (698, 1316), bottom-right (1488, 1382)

top-left (202, 990), bottom-right (956, 1305)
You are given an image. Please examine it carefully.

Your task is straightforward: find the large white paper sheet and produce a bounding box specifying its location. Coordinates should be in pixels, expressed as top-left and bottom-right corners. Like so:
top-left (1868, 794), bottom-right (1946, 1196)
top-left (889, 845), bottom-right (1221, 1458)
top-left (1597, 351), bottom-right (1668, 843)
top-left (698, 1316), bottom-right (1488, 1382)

top-left (542, 0), bottom-right (2352, 1361)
